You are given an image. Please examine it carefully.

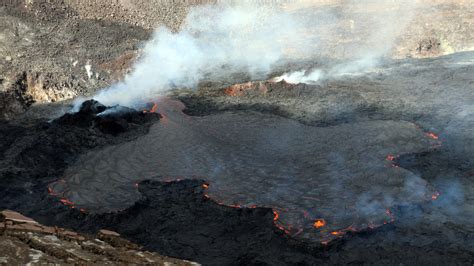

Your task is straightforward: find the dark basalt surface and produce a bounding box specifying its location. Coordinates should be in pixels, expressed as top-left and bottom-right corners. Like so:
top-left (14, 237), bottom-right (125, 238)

top-left (40, 180), bottom-right (326, 265)
top-left (1, 97), bottom-right (473, 265)
top-left (0, 100), bottom-right (325, 265)
top-left (54, 99), bottom-right (161, 135)
top-left (0, 100), bottom-right (160, 211)
top-left (55, 97), bottom-right (440, 243)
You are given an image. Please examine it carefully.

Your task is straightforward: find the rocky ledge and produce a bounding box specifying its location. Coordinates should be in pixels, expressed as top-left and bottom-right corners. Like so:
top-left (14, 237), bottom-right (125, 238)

top-left (0, 210), bottom-right (198, 265)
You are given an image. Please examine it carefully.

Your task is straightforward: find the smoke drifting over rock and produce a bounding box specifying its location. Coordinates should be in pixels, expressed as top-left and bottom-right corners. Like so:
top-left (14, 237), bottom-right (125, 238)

top-left (93, 3), bottom-right (306, 106)
top-left (92, 0), bottom-right (421, 106)
top-left (275, 0), bottom-right (421, 84)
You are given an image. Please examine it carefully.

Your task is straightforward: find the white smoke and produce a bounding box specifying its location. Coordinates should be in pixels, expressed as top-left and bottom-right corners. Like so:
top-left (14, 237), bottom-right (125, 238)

top-left (272, 69), bottom-right (323, 84)
top-left (274, 0), bottom-right (421, 84)
top-left (93, 3), bottom-right (310, 107)
top-left (91, 0), bottom-right (421, 106)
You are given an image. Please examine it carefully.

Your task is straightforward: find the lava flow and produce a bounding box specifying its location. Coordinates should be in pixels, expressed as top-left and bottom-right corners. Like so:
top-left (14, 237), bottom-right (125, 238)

top-left (431, 191), bottom-right (440, 200)
top-left (313, 219), bottom-right (326, 229)
top-left (425, 132), bottom-right (439, 140)
top-left (143, 103), bottom-right (159, 113)
top-left (330, 225), bottom-right (357, 236)
top-left (273, 210), bottom-right (290, 234)
top-left (48, 180), bottom-right (86, 213)
top-left (201, 182), bottom-right (291, 234)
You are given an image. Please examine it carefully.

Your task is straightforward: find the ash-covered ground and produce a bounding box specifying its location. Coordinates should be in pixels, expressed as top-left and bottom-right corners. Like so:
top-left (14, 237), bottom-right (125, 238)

top-left (1, 1), bottom-right (474, 265)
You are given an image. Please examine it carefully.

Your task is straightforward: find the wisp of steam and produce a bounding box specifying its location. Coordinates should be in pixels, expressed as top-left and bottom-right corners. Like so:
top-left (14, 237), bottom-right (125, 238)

top-left (274, 0), bottom-right (420, 84)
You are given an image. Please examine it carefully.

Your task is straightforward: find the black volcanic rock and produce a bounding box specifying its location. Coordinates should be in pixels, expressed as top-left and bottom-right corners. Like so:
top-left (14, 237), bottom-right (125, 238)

top-left (78, 99), bottom-right (107, 114)
top-left (54, 100), bottom-right (160, 135)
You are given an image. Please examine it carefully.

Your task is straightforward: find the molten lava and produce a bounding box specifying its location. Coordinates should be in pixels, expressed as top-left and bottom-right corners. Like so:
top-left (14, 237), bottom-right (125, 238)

top-left (425, 132), bottom-right (439, 140)
top-left (273, 210), bottom-right (279, 221)
top-left (60, 198), bottom-right (75, 207)
top-left (329, 225), bottom-right (358, 237)
top-left (143, 103), bottom-right (158, 113)
top-left (431, 191), bottom-right (440, 200)
top-left (313, 219), bottom-right (326, 229)
top-left (272, 210), bottom-right (290, 234)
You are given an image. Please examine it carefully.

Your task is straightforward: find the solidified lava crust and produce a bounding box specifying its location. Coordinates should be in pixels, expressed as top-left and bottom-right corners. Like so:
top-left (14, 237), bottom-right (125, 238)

top-left (1, 70), bottom-right (474, 265)
top-left (56, 97), bottom-right (441, 244)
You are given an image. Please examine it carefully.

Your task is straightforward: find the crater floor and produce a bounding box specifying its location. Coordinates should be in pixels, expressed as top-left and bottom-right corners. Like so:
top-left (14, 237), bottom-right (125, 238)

top-left (56, 99), bottom-right (437, 242)
top-left (54, 52), bottom-right (474, 245)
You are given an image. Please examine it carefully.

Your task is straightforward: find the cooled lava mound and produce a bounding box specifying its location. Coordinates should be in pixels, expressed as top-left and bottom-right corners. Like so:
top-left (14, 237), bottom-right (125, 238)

top-left (54, 100), bottom-right (161, 135)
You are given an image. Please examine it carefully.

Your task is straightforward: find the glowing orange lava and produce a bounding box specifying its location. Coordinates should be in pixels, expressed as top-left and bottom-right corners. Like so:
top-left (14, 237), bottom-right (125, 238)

top-left (386, 155), bottom-right (396, 161)
top-left (143, 103), bottom-right (158, 113)
top-left (313, 219), bottom-right (326, 229)
top-left (60, 198), bottom-right (75, 208)
top-left (202, 183), bottom-right (209, 189)
top-left (272, 209), bottom-right (290, 234)
top-left (328, 225), bottom-right (358, 238)
top-left (431, 191), bottom-right (440, 200)
top-left (48, 180), bottom-right (81, 210)
top-left (425, 132), bottom-right (439, 140)
top-left (273, 210), bottom-right (279, 221)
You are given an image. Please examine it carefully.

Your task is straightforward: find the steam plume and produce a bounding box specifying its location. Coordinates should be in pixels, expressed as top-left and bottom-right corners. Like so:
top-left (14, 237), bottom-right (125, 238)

top-left (91, 0), bottom-right (420, 106)
top-left (93, 3), bottom-right (308, 107)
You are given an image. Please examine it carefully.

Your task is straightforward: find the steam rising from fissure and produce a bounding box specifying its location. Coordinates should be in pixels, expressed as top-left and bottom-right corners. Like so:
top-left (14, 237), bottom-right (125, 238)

top-left (91, 0), bottom-right (420, 107)
top-left (93, 3), bottom-right (308, 107)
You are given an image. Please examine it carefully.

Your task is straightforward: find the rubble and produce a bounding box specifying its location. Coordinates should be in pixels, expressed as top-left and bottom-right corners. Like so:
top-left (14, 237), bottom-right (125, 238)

top-left (0, 210), bottom-right (198, 265)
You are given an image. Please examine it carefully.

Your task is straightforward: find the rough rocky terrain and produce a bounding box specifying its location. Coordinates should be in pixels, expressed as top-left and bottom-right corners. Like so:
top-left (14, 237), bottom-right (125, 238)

top-left (0, 1), bottom-right (151, 119)
top-left (0, 210), bottom-right (196, 265)
top-left (1, 0), bottom-right (474, 119)
top-left (1, 1), bottom-right (474, 265)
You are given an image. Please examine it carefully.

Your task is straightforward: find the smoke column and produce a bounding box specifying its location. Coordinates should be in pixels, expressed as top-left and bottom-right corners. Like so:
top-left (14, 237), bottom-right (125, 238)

top-left (92, 3), bottom-right (310, 107)
top-left (91, 0), bottom-right (420, 107)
